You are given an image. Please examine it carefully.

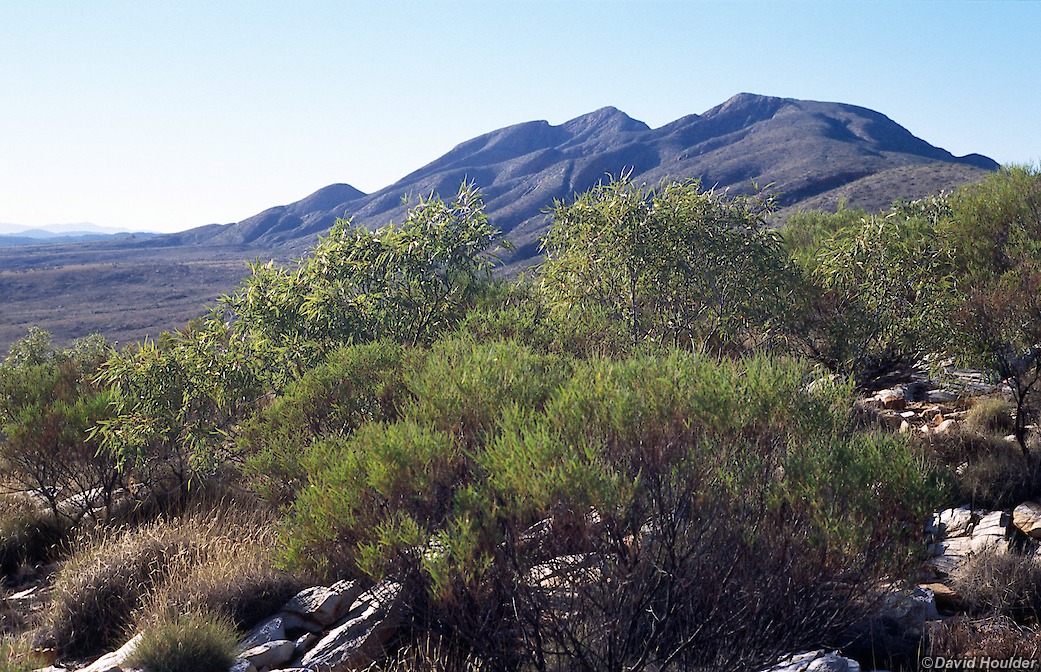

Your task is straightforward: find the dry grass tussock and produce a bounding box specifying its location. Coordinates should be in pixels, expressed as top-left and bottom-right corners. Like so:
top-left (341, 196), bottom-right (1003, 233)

top-left (36, 502), bottom-right (307, 658)
top-left (925, 616), bottom-right (1041, 658)
top-left (951, 550), bottom-right (1041, 622)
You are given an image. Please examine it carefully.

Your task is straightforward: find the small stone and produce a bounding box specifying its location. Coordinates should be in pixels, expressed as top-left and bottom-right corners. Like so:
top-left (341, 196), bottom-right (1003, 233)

top-left (295, 631), bottom-right (319, 655)
top-left (281, 580), bottom-right (363, 630)
top-left (240, 616), bottom-right (286, 651)
top-left (240, 639), bottom-right (296, 669)
top-left (229, 660), bottom-right (258, 672)
top-left (1013, 501), bottom-right (1041, 538)
top-left (919, 582), bottom-right (962, 611)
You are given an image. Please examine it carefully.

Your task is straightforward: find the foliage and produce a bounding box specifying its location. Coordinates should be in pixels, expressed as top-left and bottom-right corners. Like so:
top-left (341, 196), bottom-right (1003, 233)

top-left (944, 166), bottom-right (1041, 454)
top-left (539, 177), bottom-right (796, 355)
top-left (124, 609), bottom-right (238, 672)
top-left (798, 211), bottom-right (955, 378)
top-left (781, 205), bottom-right (868, 273)
top-left (239, 340), bottom-right (410, 506)
top-left (93, 319), bottom-right (266, 495)
top-left (0, 329), bottom-right (122, 527)
top-left (280, 344), bottom-right (942, 669)
top-left (222, 182), bottom-right (502, 363)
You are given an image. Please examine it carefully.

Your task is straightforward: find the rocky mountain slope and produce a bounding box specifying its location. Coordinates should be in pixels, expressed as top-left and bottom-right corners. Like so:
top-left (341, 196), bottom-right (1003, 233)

top-left (176, 92), bottom-right (997, 261)
top-left (0, 93), bottom-right (999, 349)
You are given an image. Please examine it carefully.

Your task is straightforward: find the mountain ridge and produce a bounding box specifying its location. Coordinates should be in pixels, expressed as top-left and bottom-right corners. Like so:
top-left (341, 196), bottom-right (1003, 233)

top-left (177, 93), bottom-right (996, 262)
top-left (0, 92), bottom-right (1001, 350)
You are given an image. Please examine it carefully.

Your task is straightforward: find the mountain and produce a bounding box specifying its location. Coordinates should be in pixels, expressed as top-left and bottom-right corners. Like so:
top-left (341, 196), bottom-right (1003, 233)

top-left (177, 93), bottom-right (997, 262)
top-left (0, 93), bottom-right (999, 350)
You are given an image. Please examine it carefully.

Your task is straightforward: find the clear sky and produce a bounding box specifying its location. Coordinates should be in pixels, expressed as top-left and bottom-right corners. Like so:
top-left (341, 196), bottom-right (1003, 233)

top-left (2, 1), bottom-right (1039, 233)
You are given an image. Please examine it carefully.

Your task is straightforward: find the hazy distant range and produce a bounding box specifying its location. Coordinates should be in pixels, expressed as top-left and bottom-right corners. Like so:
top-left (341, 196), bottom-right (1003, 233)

top-left (0, 93), bottom-right (998, 350)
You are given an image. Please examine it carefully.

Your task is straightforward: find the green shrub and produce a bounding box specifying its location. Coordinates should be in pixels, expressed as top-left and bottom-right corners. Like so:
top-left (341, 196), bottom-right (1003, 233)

top-left (222, 182), bottom-right (502, 356)
top-left (405, 336), bottom-right (572, 447)
top-left (539, 177), bottom-right (797, 355)
top-left (801, 212), bottom-right (955, 378)
top-left (239, 340), bottom-right (410, 506)
top-left (0, 330), bottom-right (123, 527)
top-left (280, 347), bottom-right (944, 669)
top-left (124, 610), bottom-right (238, 672)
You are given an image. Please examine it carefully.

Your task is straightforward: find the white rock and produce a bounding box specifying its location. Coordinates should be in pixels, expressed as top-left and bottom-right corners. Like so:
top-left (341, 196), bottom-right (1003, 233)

top-left (970, 510), bottom-right (1010, 553)
top-left (78, 633), bottom-right (142, 672)
top-left (929, 506), bottom-right (974, 538)
top-left (281, 580), bottom-right (363, 631)
top-left (878, 584), bottom-right (940, 630)
top-left (1013, 501), bottom-right (1041, 538)
top-left (239, 615), bottom-right (286, 651)
top-left (239, 639), bottom-right (295, 669)
top-left (299, 580), bottom-right (405, 671)
top-left (763, 649), bottom-right (861, 672)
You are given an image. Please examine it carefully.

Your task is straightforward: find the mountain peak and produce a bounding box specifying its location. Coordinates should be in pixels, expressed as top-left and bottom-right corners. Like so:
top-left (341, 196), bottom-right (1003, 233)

top-left (561, 106), bottom-right (650, 137)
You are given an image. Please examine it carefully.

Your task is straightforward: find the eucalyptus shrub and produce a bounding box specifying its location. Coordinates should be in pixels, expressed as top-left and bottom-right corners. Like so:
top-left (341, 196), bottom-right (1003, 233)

top-left (0, 329), bottom-right (122, 527)
top-left (539, 177), bottom-right (797, 355)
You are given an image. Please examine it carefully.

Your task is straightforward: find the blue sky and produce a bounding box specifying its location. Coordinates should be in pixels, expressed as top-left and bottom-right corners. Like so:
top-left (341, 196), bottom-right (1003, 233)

top-left (2, 1), bottom-right (1038, 233)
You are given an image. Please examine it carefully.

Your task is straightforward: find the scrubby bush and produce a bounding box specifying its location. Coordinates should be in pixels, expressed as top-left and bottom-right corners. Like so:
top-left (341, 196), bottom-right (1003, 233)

top-left (124, 609), bottom-right (238, 672)
top-left (280, 345), bottom-right (943, 670)
top-left (239, 340), bottom-right (410, 506)
top-left (964, 396), bottom-right (1016, 436)
top-left (540, 177), bottom-right (797, 355)
top-left (952, 551), bottom-right (1041, 621)
top-left (223, 182), bottom-right (502, 360)
top-left (0, 330), bottom-right (123, 527)
top-left (0, 499), bottom-right (67, 581)
top-left (944, 166), bottom-right (1041, 455)
top-left (94, 319), bottom-right (268, 500)
top-left (796, 212), bottom-right (954, 379)
top-left (924, 616), bottom-right (1041, 659)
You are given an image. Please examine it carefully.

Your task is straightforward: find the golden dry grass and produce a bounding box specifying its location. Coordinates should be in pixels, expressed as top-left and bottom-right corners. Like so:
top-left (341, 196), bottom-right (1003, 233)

top-left (36, 503), bottom-right (306, 658)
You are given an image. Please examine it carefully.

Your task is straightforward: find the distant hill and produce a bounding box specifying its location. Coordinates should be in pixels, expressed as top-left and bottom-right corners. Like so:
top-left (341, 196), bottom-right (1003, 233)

top-left (0, 93), bottom-right (999, 350)
top-left (176, 93), bottom-right (997, 263)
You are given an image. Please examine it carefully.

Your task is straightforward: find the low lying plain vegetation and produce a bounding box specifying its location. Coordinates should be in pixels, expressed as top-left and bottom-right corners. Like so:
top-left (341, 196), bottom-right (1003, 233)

top-left (1, 168), bottom-right (1040, 669)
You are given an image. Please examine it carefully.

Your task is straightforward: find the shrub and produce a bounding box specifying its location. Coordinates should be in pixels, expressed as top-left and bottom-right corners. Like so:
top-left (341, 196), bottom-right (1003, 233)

top-left (539, 177), bottom-right (796, 355)
top-left (239, 340), bottom-right (410, 506)
top-left (124, 610), bottom-right (238, 672)
top-left (802, 212), bottom-right (954, 378)
top-left (405, 336), bottom-right (572, 447)
top-left (923, 616), bottom-right (1041, 659)
top-left (919, 430), bottom-right (1041, 509)
top-left (222, 182), bottom-right (502, 357)
top-left (943, 166), bottom-right (1041, 455)
top-left (0, 499), bottom-right (67, 581)
top-left (280, 347), bottom-right (944, 670)
top-left (94, 320), bottom-right (268, 499)
top-left (0, 330), bottom-right (123, 527)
